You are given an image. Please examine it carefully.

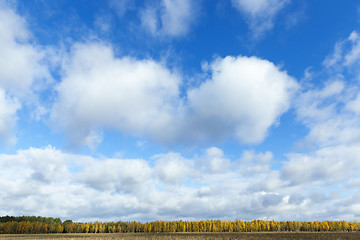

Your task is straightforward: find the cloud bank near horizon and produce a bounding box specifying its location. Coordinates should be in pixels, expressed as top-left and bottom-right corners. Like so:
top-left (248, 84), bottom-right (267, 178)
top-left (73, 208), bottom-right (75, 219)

top-left (1, 145), bottom-right (360, 222)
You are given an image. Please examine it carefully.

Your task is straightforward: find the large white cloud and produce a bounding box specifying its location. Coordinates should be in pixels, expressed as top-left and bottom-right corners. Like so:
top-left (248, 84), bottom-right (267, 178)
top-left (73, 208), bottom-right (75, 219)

top-left (231, 0), bottom-right (289, 38)
top-left (51, 44), bottom-right (298, 148)
top-left (51, 42), bottom-right (181, 147)
top-left (184, 56), bottom-right (298, 144)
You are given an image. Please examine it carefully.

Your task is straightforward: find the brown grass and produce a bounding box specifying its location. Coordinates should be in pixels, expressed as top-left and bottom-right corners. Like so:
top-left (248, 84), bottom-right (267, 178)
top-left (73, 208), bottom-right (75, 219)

top-left (0, 232), bottom-right (360, 240)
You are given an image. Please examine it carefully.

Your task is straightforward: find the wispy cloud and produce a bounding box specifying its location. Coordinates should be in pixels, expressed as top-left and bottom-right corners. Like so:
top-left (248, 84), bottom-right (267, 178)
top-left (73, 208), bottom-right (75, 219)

top-left (231, 0), bottom-right (290, 39)
top-left (284, 28), bottom-right (360, 210)
top-left (323, 31), bottom-right (360, 70)
top-left (108, 0), bottom-right (135, 18)
top-left (140, 0), bottom-right (198, 38)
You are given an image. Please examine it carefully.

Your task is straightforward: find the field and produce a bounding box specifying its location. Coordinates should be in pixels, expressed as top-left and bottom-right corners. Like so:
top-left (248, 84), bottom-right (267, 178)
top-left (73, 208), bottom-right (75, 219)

top-left (1, 232), bottom-right (360, 240)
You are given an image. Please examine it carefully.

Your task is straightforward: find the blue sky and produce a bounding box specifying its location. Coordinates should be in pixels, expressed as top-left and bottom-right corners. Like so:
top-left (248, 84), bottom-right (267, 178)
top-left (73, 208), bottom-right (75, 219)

top-left (1, 0), bottom-right (360, 222)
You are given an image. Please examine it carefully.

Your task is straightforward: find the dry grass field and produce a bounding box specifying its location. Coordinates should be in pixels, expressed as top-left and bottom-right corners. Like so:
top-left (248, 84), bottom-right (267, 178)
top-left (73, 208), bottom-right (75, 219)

top-left (1, 232), bottom-right (360, 240)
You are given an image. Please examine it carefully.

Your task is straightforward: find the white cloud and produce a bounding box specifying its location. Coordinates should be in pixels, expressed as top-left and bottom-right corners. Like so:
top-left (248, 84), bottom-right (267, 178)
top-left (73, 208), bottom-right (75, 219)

top-left (140, 0), bottom-right (196, 38)
top-left (51, 42), bottom-right (181, 147)
top-left (184, 56), bottom-right (298, 144)
top-left (51, 46), bottom-right (298, 148)
top-left (231, 0), bottom-right (289, 38)
top-left (0, 2), bottom-right (51, 144)
top-left (0, 2), bottom-right (50, 96)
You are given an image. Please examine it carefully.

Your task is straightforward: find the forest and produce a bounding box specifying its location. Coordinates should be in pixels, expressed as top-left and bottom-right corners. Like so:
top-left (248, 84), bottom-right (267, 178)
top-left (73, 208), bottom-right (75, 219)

top-left (1, 216), bottom-right (360, 234)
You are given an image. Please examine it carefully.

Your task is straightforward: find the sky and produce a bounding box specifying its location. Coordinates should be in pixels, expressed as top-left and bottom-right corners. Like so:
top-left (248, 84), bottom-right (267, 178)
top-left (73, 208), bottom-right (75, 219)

top-left (1, 0), bottom-right (360, 223)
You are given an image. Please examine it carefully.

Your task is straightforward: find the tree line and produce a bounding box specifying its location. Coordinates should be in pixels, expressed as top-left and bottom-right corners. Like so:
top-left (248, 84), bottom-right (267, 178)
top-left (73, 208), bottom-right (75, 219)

top-left (0, 216), bottom-right (360, 234)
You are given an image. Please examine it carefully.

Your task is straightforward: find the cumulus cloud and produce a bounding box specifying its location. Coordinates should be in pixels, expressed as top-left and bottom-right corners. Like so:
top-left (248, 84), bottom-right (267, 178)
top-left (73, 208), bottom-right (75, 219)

top-left (140, 0), bottom-right (197, 37)
top-left (51, 44), bottom-right (298, 148)
top-left (51, 42), bottom-right (181, 147)
top-left (231, 0), bottom-right (289, 38)
top-left (184, 56), bottom-right (298, 144)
